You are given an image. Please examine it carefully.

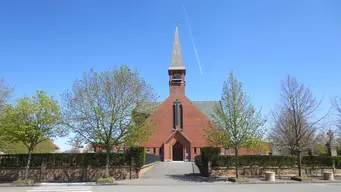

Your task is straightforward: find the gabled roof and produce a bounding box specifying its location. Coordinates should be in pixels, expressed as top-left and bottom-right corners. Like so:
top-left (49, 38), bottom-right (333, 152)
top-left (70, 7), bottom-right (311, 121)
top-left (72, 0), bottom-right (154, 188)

top-left (164, 129), bottom-right (192, 144)
top-left (192, 101), bottom-right (217, 121)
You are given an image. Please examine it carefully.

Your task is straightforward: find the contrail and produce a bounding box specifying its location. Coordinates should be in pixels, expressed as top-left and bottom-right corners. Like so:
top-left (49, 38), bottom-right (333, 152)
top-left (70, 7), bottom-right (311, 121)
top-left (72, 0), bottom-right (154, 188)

top-left (182, 4), bottom-right (203, 75)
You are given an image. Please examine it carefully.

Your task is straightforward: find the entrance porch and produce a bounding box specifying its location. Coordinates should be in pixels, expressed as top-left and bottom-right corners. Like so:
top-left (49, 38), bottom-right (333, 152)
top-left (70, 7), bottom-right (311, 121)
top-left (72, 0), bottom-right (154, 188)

top-left (162, 130), bottom-right (191, 161)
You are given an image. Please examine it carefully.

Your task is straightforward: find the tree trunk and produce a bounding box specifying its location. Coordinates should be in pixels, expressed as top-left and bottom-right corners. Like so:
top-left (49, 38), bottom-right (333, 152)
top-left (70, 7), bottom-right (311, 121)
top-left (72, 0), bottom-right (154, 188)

top-left (105, 148), bottom-right (110, 178)
top-left (235, 147), bottom-right (239, 178)
top-left (297, 152), bottom-right (302, 177)
top-left (25, 149), bottom-right (32, 181)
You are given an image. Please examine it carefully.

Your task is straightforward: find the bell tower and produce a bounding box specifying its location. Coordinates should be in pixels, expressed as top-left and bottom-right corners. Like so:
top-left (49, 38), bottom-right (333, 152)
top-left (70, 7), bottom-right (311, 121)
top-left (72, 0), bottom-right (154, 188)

top-left (168, 25), bottom-right (186, 96)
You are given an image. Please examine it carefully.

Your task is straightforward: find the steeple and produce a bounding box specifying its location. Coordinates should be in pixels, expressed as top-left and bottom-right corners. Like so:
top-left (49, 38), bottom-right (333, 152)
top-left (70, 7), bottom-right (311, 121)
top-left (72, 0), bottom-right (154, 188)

top-left (168, 25), bottom-right (186, 96)
top-left (169, 25), bottom-right (185, 70)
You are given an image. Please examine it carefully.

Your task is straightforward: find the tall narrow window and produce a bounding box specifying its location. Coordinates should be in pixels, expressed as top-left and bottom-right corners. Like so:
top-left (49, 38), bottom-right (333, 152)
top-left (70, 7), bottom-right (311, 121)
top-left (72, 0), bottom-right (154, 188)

top-left (179, 104), bottom-right (183, 130)
top-left (172, 104), bottom-right (176, 131)
top-left (175, 99), bottom-right (179, 126)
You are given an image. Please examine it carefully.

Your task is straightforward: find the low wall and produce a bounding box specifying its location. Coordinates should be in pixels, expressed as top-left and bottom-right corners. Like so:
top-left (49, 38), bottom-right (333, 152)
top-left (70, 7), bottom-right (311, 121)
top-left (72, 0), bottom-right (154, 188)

top-left (211, 167), bottom-right (341, 177)
top-left (0, 166), bottom-right (139, 182)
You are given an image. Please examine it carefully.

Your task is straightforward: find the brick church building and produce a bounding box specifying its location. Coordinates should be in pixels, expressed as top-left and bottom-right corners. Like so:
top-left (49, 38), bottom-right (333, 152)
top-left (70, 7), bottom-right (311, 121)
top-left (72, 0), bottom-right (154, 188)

top-left (138, 26), bottom-right (270, 161)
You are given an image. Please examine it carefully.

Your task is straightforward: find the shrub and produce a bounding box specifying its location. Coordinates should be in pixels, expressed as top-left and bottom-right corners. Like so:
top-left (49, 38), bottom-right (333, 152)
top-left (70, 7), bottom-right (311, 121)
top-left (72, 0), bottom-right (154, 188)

top-left (200, 147), bottom-right (221, 166)
top-left (126, 146), bottom-right (146, 167)
top-left (332, 156), bottom-right (341, 168)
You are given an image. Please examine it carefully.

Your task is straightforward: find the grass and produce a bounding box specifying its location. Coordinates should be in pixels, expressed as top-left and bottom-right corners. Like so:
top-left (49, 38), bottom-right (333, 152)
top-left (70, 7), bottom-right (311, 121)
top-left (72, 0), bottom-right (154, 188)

top-left (293, 175), bottom-right (309, 179)
top-left (291, 175), bottom-right (310, 181)
top-left (228, 177), bottom-right (249, 182)
top-left (13, 179), bottom-right (34, 184)
top-left (97, 177), bottom-right (115, 183)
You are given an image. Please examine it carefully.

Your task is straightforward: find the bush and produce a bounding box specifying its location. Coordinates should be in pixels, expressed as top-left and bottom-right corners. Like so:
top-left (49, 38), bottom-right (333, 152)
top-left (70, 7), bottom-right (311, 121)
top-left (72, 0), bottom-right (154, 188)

top-left (332, 156), bottom-right (341, 168)
top-left (126, 146), bottom-right (146, 167)
top-left (200, 147), bottom-right (221, 166)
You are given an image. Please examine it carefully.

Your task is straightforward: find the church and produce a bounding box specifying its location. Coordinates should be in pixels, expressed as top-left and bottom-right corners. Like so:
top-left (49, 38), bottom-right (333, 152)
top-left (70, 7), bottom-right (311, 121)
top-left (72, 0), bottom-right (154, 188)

top-left (138, 26), bottom-right (270, 161)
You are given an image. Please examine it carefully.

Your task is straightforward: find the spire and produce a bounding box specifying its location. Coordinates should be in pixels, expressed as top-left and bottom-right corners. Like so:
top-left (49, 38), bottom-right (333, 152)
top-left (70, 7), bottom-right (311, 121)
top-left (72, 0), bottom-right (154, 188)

top-left (169, 25), bottom-right (185, 70)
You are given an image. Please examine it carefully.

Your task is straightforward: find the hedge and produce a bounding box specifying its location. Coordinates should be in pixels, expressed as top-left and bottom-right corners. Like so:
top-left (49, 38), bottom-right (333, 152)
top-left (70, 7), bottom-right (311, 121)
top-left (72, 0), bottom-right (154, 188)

top-left (215, 155), bottom-right (297, 167)
top-left (126, 146), bottom-right (146, 167)
top-left (199, 147), bottom-right (341, 168)
top-left (0, 146), bottom-right (146, 168)
top-left (200, 147), bottom-right (221, 165)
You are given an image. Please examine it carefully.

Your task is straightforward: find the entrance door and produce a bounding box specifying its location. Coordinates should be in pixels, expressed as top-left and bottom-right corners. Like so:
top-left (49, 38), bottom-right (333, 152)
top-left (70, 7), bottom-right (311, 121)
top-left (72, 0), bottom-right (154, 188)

top-left (172, 141), bottom-right (183, 161)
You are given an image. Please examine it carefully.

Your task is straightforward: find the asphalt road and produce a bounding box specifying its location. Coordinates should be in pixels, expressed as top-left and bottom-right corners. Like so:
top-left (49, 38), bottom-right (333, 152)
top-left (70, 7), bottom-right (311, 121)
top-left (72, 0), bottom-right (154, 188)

top-left (1, 183), bottom-right (341, 192)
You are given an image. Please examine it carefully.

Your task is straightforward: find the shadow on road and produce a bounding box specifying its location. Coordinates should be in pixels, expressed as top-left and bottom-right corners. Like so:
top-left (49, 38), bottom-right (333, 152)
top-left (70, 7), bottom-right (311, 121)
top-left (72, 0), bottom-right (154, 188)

top-left (165, 173), bottom-right (229, 183)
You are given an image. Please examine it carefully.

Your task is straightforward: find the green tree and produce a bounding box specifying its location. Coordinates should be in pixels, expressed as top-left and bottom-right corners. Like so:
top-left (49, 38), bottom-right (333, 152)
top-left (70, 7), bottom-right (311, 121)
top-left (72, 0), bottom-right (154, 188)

top-left (0, 77), bottom-right (14, 150)
top-left (62, 65), bottom-right (158, 178)
top-left (0, 90), bottom-right (64, 181)
top-left (205, 72), bottom-right (266, 178)
top-left (1, 140), bottom-right (58, 154)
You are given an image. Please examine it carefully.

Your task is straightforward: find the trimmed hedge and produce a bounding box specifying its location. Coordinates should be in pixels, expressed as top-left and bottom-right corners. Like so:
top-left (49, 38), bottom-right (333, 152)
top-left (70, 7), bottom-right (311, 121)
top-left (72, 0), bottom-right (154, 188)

top-left (200, 147), bottom-right (221, 165)
top-left (207, 155), bottom-right (341, 168)
top-left (199, 147), bottom-right (341, 168)
top-left (303, 156), bottom-right (341, 168)
top-left (126, 146), bottom-right (146, 167)
top-left (215, 155), bottom-right (297, 167)
top-left (0, 146), bottom-right (146, 168)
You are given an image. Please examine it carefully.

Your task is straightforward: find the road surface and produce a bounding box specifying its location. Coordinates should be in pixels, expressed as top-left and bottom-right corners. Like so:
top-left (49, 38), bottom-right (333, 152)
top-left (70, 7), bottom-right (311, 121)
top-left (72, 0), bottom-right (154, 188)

top-left (1, 183), bottom-right (341, 192)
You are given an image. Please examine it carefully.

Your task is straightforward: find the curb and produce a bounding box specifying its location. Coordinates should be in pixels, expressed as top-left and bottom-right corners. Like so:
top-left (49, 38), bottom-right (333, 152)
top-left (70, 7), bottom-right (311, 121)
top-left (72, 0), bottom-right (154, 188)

top-left (0, 182), bottom-right (99, 187)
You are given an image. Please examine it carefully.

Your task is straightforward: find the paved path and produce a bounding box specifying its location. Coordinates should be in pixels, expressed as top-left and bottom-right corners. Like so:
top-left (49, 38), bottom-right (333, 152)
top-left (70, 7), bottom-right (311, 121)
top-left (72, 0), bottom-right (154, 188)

top-left (117, 161), bottom-right (230, 185)
top-left (142, 162), bottom-right (200, 179)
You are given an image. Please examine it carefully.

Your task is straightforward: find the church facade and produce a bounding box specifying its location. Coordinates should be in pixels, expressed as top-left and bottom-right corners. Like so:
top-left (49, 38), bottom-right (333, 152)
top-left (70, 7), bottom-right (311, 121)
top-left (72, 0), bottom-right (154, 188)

top-left (138, 26), bottom-right (270, 161)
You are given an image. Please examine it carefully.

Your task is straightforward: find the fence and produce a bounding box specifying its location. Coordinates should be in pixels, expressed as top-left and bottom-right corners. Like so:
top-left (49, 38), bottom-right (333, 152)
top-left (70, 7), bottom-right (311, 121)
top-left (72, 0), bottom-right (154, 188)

top-left (145, 154), bottom-right (160, 165)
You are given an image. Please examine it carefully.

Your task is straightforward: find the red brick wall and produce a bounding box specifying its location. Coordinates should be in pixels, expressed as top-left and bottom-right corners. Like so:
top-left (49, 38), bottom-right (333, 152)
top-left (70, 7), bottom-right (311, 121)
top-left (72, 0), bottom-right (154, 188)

top-left (139, 93), bottom-right (214, 160)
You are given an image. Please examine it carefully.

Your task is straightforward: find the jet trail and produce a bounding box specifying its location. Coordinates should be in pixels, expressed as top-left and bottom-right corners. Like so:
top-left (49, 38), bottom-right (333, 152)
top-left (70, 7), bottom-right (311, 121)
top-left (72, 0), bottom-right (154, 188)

top-left (182, 4), bottom-right (203, 75)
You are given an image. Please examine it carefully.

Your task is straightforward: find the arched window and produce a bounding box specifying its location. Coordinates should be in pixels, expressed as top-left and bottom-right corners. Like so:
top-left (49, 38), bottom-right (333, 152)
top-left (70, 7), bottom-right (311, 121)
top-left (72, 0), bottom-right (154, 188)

top-left (172, 104), bottom-right (176, 131)
top-left (180, 104), bottom-right (183, 130)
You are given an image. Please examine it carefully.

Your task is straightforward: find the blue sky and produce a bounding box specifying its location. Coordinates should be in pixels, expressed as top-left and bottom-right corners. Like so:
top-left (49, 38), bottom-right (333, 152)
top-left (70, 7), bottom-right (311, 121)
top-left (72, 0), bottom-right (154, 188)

top-left (1, 0), bottom-right (341, 151)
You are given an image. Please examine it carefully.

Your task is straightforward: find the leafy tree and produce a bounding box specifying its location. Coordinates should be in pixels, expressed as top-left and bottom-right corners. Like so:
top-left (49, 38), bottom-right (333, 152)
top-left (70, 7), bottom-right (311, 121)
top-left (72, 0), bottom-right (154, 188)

top-left (0, 90), bottom-right (64, 180)
top-left (269, 75), bottom-right (328, 177)
top-left (205, 72), bottom-right (266, 178)
top-left (0, 77), bottom-right (14, 111)
top-left (1, 140), bottom-right (58, 154)
top-left (0, 77), bottom-right (14, 150)
top-left (62, 65), bottom-right (158, 178)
